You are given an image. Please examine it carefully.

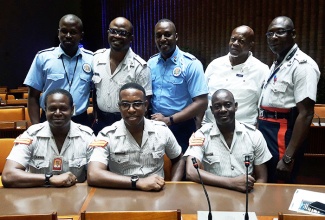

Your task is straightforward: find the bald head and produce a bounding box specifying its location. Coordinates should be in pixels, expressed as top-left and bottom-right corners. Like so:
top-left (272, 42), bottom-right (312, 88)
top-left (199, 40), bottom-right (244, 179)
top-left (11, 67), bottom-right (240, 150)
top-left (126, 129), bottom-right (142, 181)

top-left (232, 25), bottom-right (254, 43)
top-left (268, 16), bottom-right (294, 30)
top-left (59, 14), bottom-right (83, 31)
top-left (109, 17), bottom-right (133, 33)
top-left (211, 89), bottom-right (235, 104)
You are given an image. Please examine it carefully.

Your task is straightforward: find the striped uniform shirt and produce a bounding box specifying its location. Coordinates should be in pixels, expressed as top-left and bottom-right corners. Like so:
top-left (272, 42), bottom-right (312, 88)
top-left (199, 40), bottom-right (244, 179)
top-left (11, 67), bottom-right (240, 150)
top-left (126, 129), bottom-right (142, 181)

top-left (89, 118), bottom-right (182, 178)
top-left (7, 121), bottom-right (95, 182)
top-left (184, 120), bottom-right (272, 177)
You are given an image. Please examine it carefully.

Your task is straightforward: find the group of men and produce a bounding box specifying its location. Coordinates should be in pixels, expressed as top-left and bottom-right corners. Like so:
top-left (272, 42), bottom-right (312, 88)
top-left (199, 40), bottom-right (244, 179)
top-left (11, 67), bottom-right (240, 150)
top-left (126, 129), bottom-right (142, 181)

top-left (1, 14), bottom-right (320, 192)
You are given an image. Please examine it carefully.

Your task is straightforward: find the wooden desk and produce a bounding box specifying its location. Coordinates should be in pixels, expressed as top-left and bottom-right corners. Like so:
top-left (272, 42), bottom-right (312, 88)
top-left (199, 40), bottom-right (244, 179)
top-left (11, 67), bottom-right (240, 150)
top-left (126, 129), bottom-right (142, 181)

top-left (0, 182), bottom-right (324, 219)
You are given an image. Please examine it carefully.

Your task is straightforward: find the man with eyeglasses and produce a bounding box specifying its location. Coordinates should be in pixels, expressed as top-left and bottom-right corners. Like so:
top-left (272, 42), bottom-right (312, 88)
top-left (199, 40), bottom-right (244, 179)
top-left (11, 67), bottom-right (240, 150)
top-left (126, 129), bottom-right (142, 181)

top-left (87, 83), bottom-right (184, 191)
top-left (258, 16), bottom-right (320, 183)
top-left (148, 19), bottom-right (208, 153)
top-left (92, 17), bottom-right (152, 135)
top-left (24, 14), bottom-right (93, 127)
top-left (203, 25), bottom-right (269, 127)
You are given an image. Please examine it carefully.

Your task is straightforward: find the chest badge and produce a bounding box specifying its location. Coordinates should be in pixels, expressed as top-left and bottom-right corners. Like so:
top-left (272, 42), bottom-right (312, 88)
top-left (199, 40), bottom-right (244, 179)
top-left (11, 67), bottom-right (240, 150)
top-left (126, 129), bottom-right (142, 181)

top-left (173, 67), bottom-right (181, 77)
top-left (83, 63), bottom-right (92, 73)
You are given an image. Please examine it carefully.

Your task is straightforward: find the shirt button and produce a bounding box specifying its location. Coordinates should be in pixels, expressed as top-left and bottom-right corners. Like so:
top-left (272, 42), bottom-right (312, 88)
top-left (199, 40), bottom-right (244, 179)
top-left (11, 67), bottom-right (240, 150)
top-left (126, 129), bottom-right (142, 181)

top-left (118, 159), bottom-right (121, 162)
top-left (231, 166), bottom-right (234, 170)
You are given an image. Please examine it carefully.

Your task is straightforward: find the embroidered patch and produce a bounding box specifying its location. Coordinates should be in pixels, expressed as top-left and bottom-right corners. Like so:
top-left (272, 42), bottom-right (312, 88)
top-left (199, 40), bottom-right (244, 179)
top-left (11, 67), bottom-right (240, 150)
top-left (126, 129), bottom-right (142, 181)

top-left (89, 140), bottom-right (108, 148)
top-left (189, 133), bottom-right (205, 146)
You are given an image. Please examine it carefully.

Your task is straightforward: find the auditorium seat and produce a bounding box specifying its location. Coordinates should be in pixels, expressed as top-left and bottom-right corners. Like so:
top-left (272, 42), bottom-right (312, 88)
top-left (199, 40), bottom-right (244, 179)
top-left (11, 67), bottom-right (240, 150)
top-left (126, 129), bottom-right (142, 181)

top-left (0, 212), bottom-right (57, 220)
top-left (81, 209), bottom-right (181, 220)
top-left (278, 212), bottom-right (325, 220)
top-left (164, 154), bottom-right (172, 181)
top-left (0, 107), bottom-right (25, 121)
top-left (0, 138), bottom-right (15, 174)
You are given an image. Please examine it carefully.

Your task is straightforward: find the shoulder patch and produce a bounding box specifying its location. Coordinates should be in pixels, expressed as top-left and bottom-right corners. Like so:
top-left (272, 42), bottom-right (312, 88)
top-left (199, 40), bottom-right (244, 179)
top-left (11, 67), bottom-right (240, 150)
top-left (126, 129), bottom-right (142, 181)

top-left (27, 123), bottom-right (45, 136)
top-left (241, 122), bottom-right (256, 131)
top-left (81, 48), bottom-right (94, 56)
top-left (94, 48), bottom-right (107, 55)
top-left (14, 137), bottom-right (32, 145)
top-left (149, 53), bottom-right (159, 59)
top-left (37, 47), bottom-right (55, 54)
top-left (134, 55), bottom-right (147, 66)
top-left (183, 52), bottom-right (197, 60)
top-left (78, 125), bottom-right (94, 135)
top-left (189, 133), bottom-right (205, 147)
top-left (89, 139), bottom-right (108, 148)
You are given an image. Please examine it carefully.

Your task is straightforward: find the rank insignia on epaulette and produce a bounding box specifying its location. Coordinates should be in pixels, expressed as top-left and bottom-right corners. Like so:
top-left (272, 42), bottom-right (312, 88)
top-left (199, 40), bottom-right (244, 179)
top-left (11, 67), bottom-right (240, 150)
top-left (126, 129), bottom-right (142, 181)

top-left (189, 133), bottom-right (205, 146)
top-left (14, 138), bottom-right (32, 145)
top-left (89, 140), bottom-right (108, 148)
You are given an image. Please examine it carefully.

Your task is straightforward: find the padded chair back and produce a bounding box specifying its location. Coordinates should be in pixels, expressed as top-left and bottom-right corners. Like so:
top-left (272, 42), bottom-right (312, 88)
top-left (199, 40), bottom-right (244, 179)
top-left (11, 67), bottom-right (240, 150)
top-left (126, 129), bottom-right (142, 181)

top-left (81, 209), bottom-right (181, 220)
top-left (0, 107), bottom-right (25, 121)
top-left (0, 138), bottom-right (15, 174)
top-left (0, 212), bottom-right (57, 220)
top-left (164, 154), bottom-right (172, 181)
top-left (278, 212), bottom-right (325, 220)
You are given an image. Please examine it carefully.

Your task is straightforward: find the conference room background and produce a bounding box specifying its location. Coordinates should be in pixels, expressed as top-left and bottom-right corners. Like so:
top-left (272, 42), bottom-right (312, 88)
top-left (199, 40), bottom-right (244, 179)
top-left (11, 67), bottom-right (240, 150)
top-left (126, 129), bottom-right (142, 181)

top-left (0, 0), bottom-right (324, 102)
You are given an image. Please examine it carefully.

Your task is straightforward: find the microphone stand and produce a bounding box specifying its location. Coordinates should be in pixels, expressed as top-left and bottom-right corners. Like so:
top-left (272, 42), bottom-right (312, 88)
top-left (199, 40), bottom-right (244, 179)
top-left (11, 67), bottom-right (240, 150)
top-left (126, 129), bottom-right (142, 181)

top-left (191, 157), bottom-right (212, 220)
top-left (244, 156), bottom-right (250, 220)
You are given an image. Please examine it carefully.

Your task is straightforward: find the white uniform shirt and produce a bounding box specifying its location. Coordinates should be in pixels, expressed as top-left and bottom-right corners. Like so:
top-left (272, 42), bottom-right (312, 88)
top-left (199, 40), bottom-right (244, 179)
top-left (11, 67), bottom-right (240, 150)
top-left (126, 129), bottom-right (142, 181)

top-left (92, 48), bottom-right (152, 113)
top-left (7, 121), bottom-right (95, 182)
top-left (204, 52), bottom-right (269, 125)
top-left (184, 120), bottom-right (272, 177)
top-left (89, 118), bottom-right (182, 178)
top-left (260, 44), bottom-right (320, 108)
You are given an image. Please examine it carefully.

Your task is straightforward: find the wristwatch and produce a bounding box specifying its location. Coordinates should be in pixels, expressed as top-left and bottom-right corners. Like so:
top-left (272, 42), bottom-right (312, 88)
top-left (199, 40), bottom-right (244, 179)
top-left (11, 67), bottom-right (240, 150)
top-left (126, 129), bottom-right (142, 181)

top-left (131, 175), bottom-right (139, 189)
top-left (45, 173), bottom-right (53, 187)
top-left (282, 154), bottom-right (294, 164)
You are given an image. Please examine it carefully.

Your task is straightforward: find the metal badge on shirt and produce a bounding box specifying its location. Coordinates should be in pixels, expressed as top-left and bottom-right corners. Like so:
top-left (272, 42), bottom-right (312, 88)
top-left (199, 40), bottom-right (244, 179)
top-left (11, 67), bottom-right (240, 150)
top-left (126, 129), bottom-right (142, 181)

top-left (52, 156), bottom-right (63, 171)
top-left (82, 63), bottom-right (92, 73)
top-left (173, 67), bottom-right (182, 77)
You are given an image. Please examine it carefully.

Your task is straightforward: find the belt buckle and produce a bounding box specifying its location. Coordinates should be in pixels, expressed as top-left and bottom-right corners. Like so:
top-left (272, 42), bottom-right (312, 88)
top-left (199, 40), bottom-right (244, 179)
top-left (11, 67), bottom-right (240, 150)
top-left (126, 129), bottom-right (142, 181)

top-left (259, 109), bottom-right (264, 118)
top-left (274, 111), bottom-right (277, 119)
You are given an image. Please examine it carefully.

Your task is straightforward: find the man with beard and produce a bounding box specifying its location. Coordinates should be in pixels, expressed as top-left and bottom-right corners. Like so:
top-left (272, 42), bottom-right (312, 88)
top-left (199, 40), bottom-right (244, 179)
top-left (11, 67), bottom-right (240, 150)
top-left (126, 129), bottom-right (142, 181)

top-left (148, 19), bottom-right (208, 153)
top-left (184, 89), bottom-right (271, 192)
top-left (24, 14), bottom-right (93, 127)
top-left (87, 83), bottom-right (184, 191)
top-left (92, 17), bottom-right (152, 134)
top-left (2, 89), bottom-right (95, 187)
top-left (203, 25), bottom-right (269, 126)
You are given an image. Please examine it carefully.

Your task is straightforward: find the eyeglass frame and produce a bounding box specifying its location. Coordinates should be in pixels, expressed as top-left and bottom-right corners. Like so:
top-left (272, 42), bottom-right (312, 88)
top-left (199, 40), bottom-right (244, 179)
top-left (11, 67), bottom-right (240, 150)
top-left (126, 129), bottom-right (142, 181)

top-left (118, 101), bottom-right (146, 110)
top-left (107, 28), bottom-right (132, 37)
top-left (265, 29), bottom-right (293, 38)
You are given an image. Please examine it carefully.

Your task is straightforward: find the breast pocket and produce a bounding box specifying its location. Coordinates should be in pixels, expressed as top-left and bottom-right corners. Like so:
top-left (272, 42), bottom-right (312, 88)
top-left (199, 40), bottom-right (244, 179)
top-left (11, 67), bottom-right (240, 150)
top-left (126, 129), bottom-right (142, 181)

top-left (203, 155), bottom-right (220, 173)
top-left (270, 81), bottom-right (289, 106)
top-left (166, 76), bottom-right (184, 96)
top-left (78, 74), bottom-right (91, 95)
top-left (29, 159), bottom-right (50, 174)
top-left (47, 73), bottom-right (65, 87)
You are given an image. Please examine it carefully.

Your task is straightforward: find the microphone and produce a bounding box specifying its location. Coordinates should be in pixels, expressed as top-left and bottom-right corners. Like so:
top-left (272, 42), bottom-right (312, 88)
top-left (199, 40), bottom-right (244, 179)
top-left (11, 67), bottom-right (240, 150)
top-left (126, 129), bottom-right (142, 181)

top-left (191, 157), bottom-right (212, 220)
top-left (244, 155), bottom-right (250, 220)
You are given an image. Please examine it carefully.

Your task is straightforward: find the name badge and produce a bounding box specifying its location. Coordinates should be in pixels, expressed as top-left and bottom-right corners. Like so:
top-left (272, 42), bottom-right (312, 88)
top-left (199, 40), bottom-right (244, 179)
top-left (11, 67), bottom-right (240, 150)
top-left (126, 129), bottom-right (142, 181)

top-left (53, 156), bottom-right (63, 171)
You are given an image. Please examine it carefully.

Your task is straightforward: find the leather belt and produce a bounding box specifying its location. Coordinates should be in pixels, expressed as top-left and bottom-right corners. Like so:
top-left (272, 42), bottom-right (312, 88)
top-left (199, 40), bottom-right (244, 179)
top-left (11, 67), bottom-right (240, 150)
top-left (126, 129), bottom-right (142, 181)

top-left (260, 109), bottom-right (290, 119)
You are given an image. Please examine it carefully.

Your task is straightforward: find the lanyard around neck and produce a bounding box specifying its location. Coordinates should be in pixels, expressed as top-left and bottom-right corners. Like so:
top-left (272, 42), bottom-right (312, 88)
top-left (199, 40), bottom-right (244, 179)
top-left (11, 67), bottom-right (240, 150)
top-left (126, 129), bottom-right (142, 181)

top-left (61, 55), bottom-right (79, 92)
top-left (263, 47), bottom-right (298, 89)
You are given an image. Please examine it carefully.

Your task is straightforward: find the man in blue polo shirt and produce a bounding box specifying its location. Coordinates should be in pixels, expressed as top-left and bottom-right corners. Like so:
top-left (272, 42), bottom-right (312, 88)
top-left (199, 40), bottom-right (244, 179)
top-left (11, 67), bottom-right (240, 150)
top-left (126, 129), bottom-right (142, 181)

top-left (148, 19), bottom-right (208, 153)
top-left (24, 14), bottom-right (93, 126)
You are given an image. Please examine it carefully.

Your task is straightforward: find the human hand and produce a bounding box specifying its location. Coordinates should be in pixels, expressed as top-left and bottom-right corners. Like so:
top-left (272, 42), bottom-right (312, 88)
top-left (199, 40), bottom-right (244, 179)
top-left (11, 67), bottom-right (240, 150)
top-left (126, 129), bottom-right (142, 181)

top-left (276, 159), bottom-right (294, 181)
top-left (151, 113), bottom-right (170, 125)
top-left (229, 175), bottom-right (255, 193)
top-left (49, 172), bottom-right (78, 187)
top-left (136, 174), bottom-right (165, 191)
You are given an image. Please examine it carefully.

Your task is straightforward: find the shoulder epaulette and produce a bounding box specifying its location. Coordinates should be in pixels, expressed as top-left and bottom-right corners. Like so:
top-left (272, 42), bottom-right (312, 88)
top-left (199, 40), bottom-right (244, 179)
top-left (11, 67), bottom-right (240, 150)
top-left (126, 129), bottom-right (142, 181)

top-left (89, 139), bottom-right (108, 148)
top-left (183, 52), bottom-right (197, 60)
top-left (134, 55), bottom-right (147, 66)
top-left (99, 125), bottom-right (118, 135)
top-left (94, 48), bottom-right (107, 55)
top-left (153, 120), bottom-right (167, 127)
top-left (81, 48), bottom-right (94, 55)
top-left (78, 124), bottom-right (94, 135)
top-left (14, 137), bottom-right (32, 145)
top-left (26, 123), bottom-right (45, 136)
top-left (37, 47), bottom-right (55, 54)
top-left (199, 123), bottom-right (214, 133)
top-left (149, 53), bottom-right (159, 59)
top-left (241, 122), bottom-right (256, 131)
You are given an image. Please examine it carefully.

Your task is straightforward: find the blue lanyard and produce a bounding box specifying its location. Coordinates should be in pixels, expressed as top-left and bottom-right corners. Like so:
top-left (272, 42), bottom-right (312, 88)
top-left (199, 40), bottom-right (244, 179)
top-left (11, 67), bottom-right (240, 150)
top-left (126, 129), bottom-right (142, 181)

top-left (61, 55), bottom-right (79, 92)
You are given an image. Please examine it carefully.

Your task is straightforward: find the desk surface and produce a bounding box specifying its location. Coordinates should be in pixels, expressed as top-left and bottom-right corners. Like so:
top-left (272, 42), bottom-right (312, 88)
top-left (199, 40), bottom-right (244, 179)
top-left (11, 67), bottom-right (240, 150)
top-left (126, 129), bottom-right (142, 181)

top-left (0, 182), bottom-right (325, 218)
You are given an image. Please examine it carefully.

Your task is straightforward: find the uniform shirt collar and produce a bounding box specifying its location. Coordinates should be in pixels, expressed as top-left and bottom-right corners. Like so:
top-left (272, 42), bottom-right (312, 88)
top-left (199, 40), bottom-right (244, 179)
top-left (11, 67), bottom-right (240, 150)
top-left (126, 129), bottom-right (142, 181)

top-left (210, 120), bottom-right (243, 136)
top-left (36, 121), bottom-right (81, 138)
top-left (58, 44), bottom-right (81, 59)
top-left (226, 51), bottom-right (253, 70)
top-left (114, 118), bottom-right (155, 137)
top-left (157, 46), bottom-right (180, 64)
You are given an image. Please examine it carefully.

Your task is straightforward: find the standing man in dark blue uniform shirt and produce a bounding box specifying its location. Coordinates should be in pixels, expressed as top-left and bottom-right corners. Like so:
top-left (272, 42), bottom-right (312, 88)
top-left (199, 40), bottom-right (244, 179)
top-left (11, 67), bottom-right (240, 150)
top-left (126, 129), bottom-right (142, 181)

top-left (148, 19), bottom-right (208, 153)
top-left (24, 14), bottom-right (93, 126)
